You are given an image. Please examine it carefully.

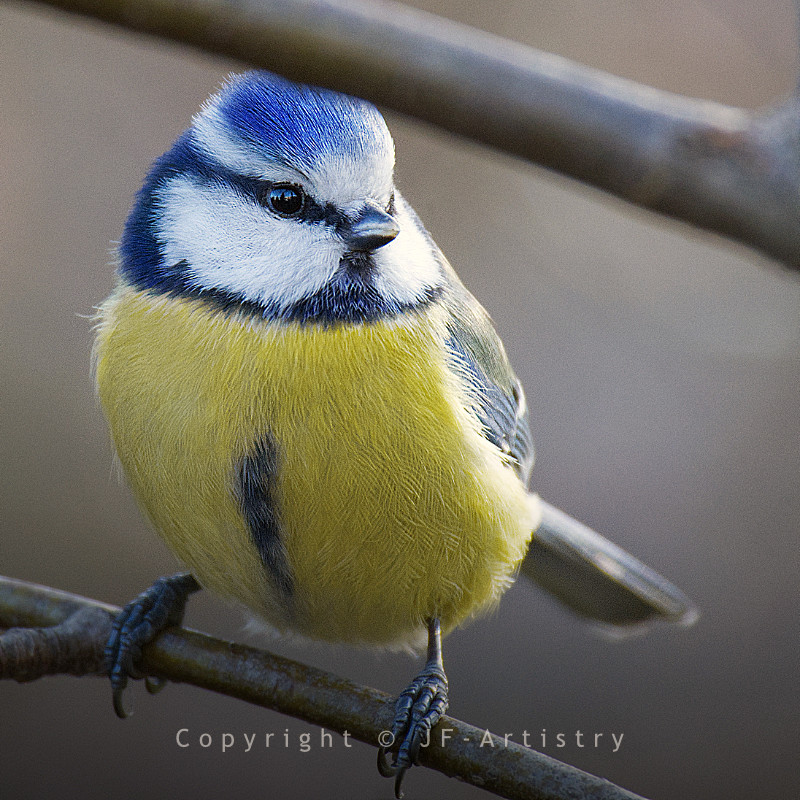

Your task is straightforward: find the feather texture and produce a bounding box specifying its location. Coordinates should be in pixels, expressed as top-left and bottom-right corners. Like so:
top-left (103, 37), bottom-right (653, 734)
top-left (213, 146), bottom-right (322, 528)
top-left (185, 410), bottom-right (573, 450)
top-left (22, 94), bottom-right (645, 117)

top-left (95, 285), bottom-right (538, 647)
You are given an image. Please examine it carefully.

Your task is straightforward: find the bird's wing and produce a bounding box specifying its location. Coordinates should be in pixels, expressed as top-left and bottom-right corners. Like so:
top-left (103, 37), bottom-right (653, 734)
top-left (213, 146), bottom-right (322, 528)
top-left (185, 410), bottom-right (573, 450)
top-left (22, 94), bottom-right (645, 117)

top-left (440, 262), bottom-right (697, 629)
top-left (440, 266), bottom-right (534, 483)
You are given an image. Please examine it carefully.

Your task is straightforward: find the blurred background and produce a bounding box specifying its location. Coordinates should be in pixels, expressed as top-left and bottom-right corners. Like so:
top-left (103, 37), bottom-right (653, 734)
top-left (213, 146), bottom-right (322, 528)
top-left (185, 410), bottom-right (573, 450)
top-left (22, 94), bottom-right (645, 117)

top-left (1, 1), bottom-right (798, 798)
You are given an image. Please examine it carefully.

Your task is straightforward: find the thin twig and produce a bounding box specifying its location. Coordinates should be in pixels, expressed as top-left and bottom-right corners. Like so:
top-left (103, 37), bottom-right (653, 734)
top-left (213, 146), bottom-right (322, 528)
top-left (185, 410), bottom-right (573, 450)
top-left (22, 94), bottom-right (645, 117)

top-left (18, 0), bottom-right (800, 269)
top-left (0, 575), bottom-right (646, 800)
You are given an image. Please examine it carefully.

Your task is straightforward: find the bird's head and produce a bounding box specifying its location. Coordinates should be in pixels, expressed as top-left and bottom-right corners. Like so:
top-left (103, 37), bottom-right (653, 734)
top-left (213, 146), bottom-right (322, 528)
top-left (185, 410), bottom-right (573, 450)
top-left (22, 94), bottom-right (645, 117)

top-left (120, 71), bottom-right (445, 323)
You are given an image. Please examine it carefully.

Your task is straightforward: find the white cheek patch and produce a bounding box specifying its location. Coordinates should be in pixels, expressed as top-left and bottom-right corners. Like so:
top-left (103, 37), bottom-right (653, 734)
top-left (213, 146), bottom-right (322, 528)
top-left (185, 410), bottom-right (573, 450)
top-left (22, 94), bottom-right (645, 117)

top-left (372, 199), bottom-right (444, 305)
top-left (156, 175), bottom-right (341, 307)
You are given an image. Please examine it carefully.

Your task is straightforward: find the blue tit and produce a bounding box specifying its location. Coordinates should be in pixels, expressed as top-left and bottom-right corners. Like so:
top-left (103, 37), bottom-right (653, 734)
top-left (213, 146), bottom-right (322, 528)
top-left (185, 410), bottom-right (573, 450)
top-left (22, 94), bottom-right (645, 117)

top-left (95, 71), bottom-right (696, 795)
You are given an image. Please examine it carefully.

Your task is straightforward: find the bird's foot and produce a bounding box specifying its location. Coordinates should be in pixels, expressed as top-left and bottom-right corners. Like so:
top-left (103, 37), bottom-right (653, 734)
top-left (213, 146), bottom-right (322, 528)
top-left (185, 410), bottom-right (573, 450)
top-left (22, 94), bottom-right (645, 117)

top-left (105, 572), bottom-right (199, 718)
top-left (377, 661), bottom-right (449, 798)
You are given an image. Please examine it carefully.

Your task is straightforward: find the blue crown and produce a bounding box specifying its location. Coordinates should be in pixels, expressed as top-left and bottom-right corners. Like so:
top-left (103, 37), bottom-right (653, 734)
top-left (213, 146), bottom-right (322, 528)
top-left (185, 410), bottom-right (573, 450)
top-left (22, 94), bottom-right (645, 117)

top-left (211, 72), bottom-right (389, 172)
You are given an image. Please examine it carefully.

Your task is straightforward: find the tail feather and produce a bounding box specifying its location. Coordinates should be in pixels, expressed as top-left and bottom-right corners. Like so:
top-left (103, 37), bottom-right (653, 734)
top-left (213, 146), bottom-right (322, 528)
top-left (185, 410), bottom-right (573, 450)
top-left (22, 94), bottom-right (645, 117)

top-left (520, 499), bottom-right (699, 628)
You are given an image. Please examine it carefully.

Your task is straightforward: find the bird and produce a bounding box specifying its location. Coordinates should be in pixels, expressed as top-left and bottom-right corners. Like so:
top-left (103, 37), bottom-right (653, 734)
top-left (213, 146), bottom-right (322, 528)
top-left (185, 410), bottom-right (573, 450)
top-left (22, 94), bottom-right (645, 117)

top-left (94, 70), bottom-right (696, 797)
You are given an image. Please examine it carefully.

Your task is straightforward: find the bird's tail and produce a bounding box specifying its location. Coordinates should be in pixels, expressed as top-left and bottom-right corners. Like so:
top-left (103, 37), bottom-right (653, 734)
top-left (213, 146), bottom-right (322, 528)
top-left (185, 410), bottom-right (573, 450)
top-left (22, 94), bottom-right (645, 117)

top-left (520, 498), bottom-right (698, 629)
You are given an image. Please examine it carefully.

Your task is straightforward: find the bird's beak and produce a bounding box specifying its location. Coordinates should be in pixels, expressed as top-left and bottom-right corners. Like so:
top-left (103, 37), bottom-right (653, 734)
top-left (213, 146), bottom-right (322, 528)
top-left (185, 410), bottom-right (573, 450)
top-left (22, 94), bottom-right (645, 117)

top-left (343, 201), bottom-right (399, 252)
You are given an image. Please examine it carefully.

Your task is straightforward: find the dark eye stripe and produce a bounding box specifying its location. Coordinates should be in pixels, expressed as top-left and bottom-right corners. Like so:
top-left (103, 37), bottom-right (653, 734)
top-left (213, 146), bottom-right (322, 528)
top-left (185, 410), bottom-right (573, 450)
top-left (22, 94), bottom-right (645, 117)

top-left (179, 145), bottom-right (386, 232)
top-left (170, 141), bottom-right (355, 229)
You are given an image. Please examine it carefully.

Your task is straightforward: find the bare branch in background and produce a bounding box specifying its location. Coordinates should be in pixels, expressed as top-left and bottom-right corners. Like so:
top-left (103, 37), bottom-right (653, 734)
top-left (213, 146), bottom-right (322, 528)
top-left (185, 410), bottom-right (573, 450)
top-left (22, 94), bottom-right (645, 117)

top-left (0, 575), bottom-right (646, 800)
top-left (19, 0), bottom-right (800, 270)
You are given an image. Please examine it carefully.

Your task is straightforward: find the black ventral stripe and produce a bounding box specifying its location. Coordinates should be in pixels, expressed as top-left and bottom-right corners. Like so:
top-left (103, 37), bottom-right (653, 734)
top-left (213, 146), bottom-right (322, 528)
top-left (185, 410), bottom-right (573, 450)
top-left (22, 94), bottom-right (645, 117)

top-left (235, 434), bottom-right (293, 600)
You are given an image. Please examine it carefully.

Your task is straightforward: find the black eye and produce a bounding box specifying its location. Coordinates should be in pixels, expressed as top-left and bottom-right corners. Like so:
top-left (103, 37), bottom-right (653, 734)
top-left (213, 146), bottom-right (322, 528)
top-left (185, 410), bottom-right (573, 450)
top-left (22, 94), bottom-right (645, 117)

top-left (263, 184), bottom-right (305, 217)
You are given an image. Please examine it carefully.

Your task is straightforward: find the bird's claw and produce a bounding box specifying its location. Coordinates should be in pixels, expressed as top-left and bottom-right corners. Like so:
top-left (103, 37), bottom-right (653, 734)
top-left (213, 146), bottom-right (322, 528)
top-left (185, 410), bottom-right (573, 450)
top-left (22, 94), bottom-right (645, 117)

top-left (380, 664), bottom-right (449, 798)
top-left (105, 572), bottom-right (199, 718)
top-left (377, 745), bottom-right (397, 778)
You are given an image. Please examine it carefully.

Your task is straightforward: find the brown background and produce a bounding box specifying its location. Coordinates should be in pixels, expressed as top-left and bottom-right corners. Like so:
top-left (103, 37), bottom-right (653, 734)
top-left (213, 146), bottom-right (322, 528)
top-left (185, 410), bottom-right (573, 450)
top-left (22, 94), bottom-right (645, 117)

top-left (2, 1), bottom-right (798, 798)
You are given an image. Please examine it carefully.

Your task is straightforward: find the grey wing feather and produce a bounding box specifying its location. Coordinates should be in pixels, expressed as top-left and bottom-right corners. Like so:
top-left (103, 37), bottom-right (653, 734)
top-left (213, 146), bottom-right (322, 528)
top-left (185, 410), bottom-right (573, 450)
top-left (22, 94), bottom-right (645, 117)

top-left (444, 330), bottom-right (534, 481)
top-left (438, 259), bottom-right (534, 481)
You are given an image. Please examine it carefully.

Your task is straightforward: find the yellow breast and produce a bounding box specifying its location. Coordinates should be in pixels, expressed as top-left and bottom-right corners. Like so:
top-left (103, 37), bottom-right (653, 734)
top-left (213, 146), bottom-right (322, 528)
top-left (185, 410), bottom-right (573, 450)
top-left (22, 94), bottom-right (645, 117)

top-left (95, 285), bottom-right (537, 646)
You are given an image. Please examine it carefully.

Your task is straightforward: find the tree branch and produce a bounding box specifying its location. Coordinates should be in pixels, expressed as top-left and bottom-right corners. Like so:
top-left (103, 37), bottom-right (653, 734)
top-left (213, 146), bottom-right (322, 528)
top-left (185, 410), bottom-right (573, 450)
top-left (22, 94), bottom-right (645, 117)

top-left (19, 0), bottom-right (800, 270)
top-left (0, 606), bottom-right (108, 680)
top-left (1, 575), bottom-right (646, 800)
